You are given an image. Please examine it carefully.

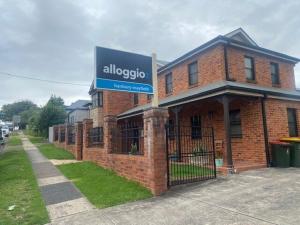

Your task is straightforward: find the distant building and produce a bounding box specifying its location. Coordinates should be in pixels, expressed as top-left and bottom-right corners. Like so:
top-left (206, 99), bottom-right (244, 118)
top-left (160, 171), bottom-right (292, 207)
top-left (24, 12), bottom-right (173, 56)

top-left (66, 100), bottom-right (91, 124)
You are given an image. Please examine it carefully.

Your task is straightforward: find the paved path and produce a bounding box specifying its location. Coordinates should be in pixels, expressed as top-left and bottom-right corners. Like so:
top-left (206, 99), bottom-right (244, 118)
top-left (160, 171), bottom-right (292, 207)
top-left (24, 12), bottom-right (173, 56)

top-left (52, 168), bottom-right (300, 225)
top-left (20, 135), bottom-right (94, 221)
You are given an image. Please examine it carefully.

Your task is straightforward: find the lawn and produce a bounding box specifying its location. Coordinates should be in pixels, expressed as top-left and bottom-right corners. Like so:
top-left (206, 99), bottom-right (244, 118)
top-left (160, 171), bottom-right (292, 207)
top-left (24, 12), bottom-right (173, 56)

top-left (170, 163), bottom-right (215, 179)
top-left (38, 144), bottom-right (74, 160)
top-left (6, 135), bottom-right (22, 146)
top-left (58, 162), bottom-right (152, 208)
top-left (27, 136), bottom-right (46, 144)
top-left (0, 147), bottom-right (49, 225)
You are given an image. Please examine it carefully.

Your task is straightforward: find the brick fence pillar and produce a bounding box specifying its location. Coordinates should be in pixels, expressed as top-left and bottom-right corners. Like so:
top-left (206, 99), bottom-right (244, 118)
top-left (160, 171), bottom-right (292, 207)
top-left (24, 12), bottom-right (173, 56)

top-left (104, 115), bottom-right (117, 154)
top-left (53, 125), bottom-right (59, 142)
top-left (64, 124), bottom-right (69, 148)
top-left (82, 119), bottom-right (93, 159)
top-left (75, 122), bottom-right (83, 160)
top-left (143, 107), bottom-right (169, 195)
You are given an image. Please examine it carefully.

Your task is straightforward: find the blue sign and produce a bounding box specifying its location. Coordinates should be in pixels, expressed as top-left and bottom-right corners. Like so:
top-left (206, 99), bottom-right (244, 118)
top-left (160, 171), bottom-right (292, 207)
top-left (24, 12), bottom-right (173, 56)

top-left (95, 47), bottom-right (153, 94)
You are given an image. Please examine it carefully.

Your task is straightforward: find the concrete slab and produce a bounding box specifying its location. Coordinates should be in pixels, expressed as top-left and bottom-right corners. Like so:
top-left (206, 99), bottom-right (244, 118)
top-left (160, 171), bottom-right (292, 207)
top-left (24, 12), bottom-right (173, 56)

top-left (40, 181), bottom-right (82, 205)
top-left (31, 162), bottom-right (61, 178)
top-left (47, 197), bottom-right (94, 220)
top-left (50, 159), bottom-right (82, 165)
top-left (38, 176), bottom-right (69, 187)
top-left (52, 168), bottom-right (300, 225)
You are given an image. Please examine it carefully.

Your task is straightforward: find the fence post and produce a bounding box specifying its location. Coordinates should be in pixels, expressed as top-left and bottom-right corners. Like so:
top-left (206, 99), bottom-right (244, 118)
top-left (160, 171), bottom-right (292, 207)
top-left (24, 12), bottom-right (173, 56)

top-left (65, 123), bottom-right (69, 147)
top-left (104, 115), bottom-right (117, 154)
top-left (75, 121), bottom-right (83, 160)
top-left (82, 119), bottom-right (93, 159)
top-left (143, 107), bottom-right (169, 195)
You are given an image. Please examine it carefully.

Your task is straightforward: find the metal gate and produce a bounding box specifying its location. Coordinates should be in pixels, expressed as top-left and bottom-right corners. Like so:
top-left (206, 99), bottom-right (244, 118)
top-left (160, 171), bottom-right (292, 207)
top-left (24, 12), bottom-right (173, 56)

top-left (166, 124), bottom-right (216, 186)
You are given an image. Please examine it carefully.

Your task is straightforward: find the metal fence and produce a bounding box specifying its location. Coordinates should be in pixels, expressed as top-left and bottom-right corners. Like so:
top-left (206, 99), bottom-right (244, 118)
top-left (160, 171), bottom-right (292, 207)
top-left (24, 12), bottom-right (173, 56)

top-left (112, 122), bottom-right (144, 155)
top-left (59, 130), bottom-right (65, 142)
top-left (67, 125), bottom-right (75, 144)
top-left (88, 127), bottom-right (103, 147)
top-left (54, 131), bottom-right (59, 141)
top-left (166, 124), bottom-right (216, 186)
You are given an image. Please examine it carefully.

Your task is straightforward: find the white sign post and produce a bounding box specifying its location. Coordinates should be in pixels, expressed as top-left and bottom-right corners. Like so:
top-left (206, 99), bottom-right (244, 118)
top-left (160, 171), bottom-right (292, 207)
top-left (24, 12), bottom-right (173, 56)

top-left (151, 53), bottom-right (158, 107)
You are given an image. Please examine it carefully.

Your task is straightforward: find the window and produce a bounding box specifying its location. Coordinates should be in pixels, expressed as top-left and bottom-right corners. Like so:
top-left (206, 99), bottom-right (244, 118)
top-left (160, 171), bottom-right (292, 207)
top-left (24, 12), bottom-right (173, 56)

top-left (147, 94), bottom-right (152, 101)
top-left (191, 115), bottom-right (201, 139)
top-left (270, 62), bottom-right (280, 85)
top-left (244, 56), bottom-right (255, 80)
top-left (230, 110), bottom-right (242, 138)
top-left (287, 108), bottom-right (298, 137)
top-left (188, 61), bottom-right (198, 86)
top-left (165, 73), bottom-right (173, 94)
top-left (92, 92), bottom-right (103, 107)
top-left (168, 119), bottom-right (175, 140)
top-left (133, 93), bottom-right (139, 105)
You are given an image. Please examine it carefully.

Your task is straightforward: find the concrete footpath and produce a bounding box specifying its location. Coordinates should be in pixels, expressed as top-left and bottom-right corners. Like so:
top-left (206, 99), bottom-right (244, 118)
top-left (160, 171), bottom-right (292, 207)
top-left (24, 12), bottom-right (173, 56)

top-left (20, 135), bottom-right (94, 221)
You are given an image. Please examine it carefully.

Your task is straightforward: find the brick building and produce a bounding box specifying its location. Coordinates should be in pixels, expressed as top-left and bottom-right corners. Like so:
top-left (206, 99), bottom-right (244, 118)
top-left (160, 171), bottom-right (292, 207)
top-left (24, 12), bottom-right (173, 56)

top-left (54, 28), bottom-right (300, 194)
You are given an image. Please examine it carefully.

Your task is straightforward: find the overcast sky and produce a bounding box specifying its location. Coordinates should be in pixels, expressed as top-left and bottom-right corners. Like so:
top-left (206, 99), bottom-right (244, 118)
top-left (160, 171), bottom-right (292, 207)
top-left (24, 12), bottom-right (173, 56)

top-left (1, 0), bottom-right (300, 108)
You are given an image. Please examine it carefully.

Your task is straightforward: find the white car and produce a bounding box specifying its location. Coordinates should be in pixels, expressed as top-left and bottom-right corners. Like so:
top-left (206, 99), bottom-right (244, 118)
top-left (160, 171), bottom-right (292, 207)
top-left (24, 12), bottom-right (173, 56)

top-left (1, 126), bottom-right (9, 138)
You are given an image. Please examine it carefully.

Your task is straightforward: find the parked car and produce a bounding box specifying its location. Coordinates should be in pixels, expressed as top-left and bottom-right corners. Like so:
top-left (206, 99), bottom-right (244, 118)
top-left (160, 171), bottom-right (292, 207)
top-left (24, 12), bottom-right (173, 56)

top-left (1, 125), bottom-right (9, 138)
top-left (0, 126), bottom-right (4, 145)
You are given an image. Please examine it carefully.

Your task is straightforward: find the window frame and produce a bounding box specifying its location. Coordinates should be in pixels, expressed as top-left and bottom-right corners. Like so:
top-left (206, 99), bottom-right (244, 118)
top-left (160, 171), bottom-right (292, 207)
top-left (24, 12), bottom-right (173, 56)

top-left (229, 109), bottom-right (242, 138)
top-left (133, 93), bottom-right (139, 105)
top-left (92, 91), bottom-right (103, 108)
top-left (188, 61), bottom-right (198, 86)
top-left (191, 115), bottom-right (202, 139)
top-left (270, 62), bottom-right (280, 85)
top-left (165, 72), bottom-right (173, 94)
top-left (287, 108), bottom-right (298, 137)
top-left (244, 56), bottom-right (255, 81)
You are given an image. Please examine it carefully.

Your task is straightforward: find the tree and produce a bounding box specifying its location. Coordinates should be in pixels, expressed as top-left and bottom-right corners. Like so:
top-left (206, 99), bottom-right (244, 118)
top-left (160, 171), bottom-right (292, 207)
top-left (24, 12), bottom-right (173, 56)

top-left (0, 100), bottom-right (38, 121)
top-left (37, 96), bottom-right (66, 136)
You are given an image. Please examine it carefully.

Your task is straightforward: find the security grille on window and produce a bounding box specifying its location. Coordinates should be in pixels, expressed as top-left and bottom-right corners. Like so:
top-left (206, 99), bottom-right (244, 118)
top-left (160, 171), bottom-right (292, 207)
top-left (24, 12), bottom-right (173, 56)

top-left (230, 110), bottom-right (242, 138)
top-left (165, 73), bottom-right (173, 94)
top-left (191, 115), bottom-right (201, 139)
top-left (287, 108), bottom-right (298, 137)
top-left (244, 56), bottom-right (255, 80)
top-left (92, 92), bottom-right (103, 107)
top-left (89, 127), bottom-right (103, 146)
top-left (133, 93), bottom-right (139, 105)
top-left (188, 61), bottom-right (198, 86)
top-left (270, 62), bottom-right (280, 85)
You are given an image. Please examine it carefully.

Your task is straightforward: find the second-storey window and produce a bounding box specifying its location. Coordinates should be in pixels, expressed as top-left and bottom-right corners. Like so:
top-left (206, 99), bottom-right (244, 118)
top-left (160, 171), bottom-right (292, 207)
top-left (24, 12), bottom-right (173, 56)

top-left (230, 110), bottom-right (242, 138)
top-left (165, 73), bottom-right (173, 94)
top-left (244, 56), bottom-right (255, 80)
top-left (270, 62), bottom-right (280, 85)
top-left (188, 61), bottom-right (198, 86)
top-left (147, 94), bottom-right (152, 101)
top-left (287, 108), bottom-right (298, 137)
top-left (133, 93), bottom-right (139, 105)
top-left (92, 92), bottom-right (103, 108)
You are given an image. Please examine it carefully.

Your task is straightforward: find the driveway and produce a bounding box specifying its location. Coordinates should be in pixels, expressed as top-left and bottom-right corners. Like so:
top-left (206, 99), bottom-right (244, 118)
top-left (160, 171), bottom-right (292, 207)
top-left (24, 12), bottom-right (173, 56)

top-left (52, 168), bottom-right (300, 225)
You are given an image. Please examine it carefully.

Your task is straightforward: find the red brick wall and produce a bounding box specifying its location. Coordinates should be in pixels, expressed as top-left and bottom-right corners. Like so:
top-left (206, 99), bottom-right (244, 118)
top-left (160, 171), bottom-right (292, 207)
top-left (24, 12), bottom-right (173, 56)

top-left (157, 44), bottom-right (225, 99)
top-left (265, 99), bottom-right (300, 141)
top-left (82, 109), bottom-right (168, 195)
top-left (227, 46), bottom-right (296, 89)
top-left (170, 98), bottom-right (266, 165)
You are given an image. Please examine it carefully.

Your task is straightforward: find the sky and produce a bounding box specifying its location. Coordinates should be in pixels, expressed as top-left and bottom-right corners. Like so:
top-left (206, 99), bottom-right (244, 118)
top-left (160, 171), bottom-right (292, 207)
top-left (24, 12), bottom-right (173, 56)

top-left (1, 0), bottom-right (300, 108)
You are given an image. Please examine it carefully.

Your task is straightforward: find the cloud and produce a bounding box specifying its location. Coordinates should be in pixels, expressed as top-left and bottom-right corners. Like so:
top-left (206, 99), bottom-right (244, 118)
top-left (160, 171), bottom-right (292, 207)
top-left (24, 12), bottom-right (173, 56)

top-left (0, 0), bottom-right (300, 108)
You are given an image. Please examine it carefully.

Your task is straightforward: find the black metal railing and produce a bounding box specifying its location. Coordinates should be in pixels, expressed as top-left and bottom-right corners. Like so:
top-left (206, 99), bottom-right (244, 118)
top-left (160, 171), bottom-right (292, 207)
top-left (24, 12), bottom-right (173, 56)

top-left (59, 131), bottom-right (65, 142)
top-left (166, 124), bottom-right (216, 186)
top-left (112, 122), bottom-right (144, 155)
top-left (88, 127), bottom-right (103, 147)
top-left (67, 125), bottom-right (75, 144)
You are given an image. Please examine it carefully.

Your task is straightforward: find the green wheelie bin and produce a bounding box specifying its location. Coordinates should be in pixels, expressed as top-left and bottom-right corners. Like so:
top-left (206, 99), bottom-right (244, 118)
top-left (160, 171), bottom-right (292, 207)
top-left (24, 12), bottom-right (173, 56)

top-left (280, 137), bottom-right (300, 167)
top-left (270, 141), bottom-right (291, 168)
